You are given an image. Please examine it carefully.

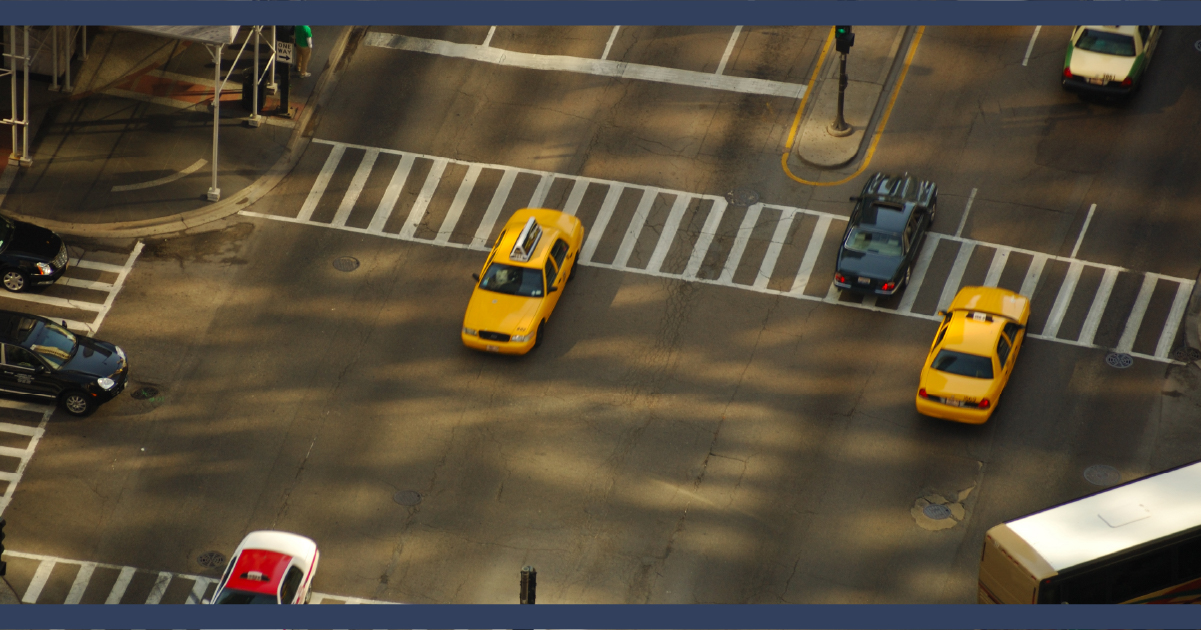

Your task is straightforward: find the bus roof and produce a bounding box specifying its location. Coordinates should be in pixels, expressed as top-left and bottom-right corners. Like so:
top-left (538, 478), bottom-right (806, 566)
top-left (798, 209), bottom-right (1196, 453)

top-left (1007, 460), bottom-right (1201, 571)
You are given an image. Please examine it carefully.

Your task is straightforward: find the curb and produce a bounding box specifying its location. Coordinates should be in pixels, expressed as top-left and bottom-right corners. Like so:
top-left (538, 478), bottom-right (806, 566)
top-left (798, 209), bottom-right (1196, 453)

top-left (2, 26), bottom-right (361, 240)
top-left (0, 575), bottom-right (19, 604)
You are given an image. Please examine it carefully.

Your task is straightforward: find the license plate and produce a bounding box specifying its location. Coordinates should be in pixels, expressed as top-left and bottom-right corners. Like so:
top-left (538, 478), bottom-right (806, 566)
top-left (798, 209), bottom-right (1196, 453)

top-left (857, 276), bottom-right (871, 285)
top-left (486, 345), bottom-right (499, 352)
top-left (1087, 77), bottom-right (1105, 85)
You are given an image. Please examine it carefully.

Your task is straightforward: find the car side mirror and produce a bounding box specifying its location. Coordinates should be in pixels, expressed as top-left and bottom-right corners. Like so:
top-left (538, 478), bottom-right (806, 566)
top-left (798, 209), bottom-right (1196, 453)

top-left (62, 320), bottom-right (68, 328)
top-left (548, 286), bottom-right (558, 293)
top-left (472, 273), bottom-right (479, 281)
top-left (937, 310), bottom-right (946, 317)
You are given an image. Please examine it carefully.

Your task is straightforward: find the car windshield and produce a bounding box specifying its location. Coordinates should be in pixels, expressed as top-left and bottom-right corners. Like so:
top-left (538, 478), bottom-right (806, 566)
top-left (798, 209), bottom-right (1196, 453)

top-left (478, 263), bottom-right (544, 297)
top-left (931, 350), bottom-right (994, 379)
top-left (1076, 29), bottom-right (1136, 57)
top-left (845, 228), bottom-right (903, 256)
top-left (214, 588), bottom-right (278, 604)
top-left (27, 320), bottom-right (76, 369)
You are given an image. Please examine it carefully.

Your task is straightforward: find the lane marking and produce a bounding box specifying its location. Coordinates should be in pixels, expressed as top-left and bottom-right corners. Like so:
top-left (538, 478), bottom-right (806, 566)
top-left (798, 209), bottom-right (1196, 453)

top-left (470, 168), bottom-right (517, 248)
top-left (435, 164), bottom-right (482, 244)
top-left (1078, 267), bottom-right (1117, 345)
top-left (718, 202), bottom-right (763, 284)
top-left (365, 32), bottom-right (807, 99)
top-left (331, 149), bottom-right (378, 228)
top-left (1071, 203), bottom-right (1096, 259)
top-left (1156, 280), bottom-right (1194, 358)
top-left (1042, 261), bottom-right (1084, 338)
top-left (601, 26), bottom-right (621, 61)
top-left (398, 158), bottom-right (448, 240)
top-left (682, 198), bottom-right (727, 280)
top-left (937, 242), bottom-right (976, 312)
top-left (983, 247), bottom-right (1009, 288)
top-left (528, 172), bottom-right (554, 208)
top-left (1022, 25), bottom-right (1042, 67)
top-left (646, 194), bottom-right (692, 274)
top-left (144, 571), bottom-right (173, 604)
top-left (22, 560), bottom-right (54, 603)
top-left (562, 178), bottom-right (590, 217)
top-left (755, 208), bottom-right (795, 290)
top-left (1020, 254), bottom-right (1047, 298)
top-left (368, 154), bottom-right (416, 234)
top-left (187, 577), bottom-right (212, 604)
top-left (105, 566), bottom-right (136, 604)
top-left (789, 214), bottom-right (835, 297)
top-left (64, 562), bottom-right (96, 605)
top-left (955, 188), bottom-right (977, 239)
top-left (70, 258), bottom-right (125, 274)
top-left (715, 26), bottom-right (743, 76)
top-left (580, 184), bottom-right (623, 263)
top-left (1117, 274), bottom-right (1158, 353)
top-left (59, 277), bottom-right (115, 292)
top-left (298, 144), bottom-right (345, 222)
top-left (613, 187), bottom-right (660, 268)
top-left (88, 241), bottom-right (145, 333)
top-left (898, 233), bottom-right (941, 314)
top-left (482, 26), bottom-right (496, 48)
top-left (111, 158), bottom-right (207, 192)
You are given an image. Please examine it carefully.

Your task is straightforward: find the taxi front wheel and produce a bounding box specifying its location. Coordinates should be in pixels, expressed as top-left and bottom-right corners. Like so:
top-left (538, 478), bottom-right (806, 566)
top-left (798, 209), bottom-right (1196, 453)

top-left (534, 321), bottom-right (545, 349)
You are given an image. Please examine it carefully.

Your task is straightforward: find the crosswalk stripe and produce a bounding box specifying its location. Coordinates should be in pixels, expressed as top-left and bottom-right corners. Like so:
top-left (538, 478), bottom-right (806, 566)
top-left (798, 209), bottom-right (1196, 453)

top-left (21, 559), bottom-right (54, 603)
top-left (0, 471), bottom-right (19, 482)
top-left (368, 154), bottom-right (416, 234)
top-left (1156, 280), bottom-right (1194, 359)
top-left (144, 571), bottom-right (173, 604)
top-left (562, 178), bottom-right (590, 217)
top-left (613, 188), bottom-right (660, 268)
top-left (1043, 261), bottom-right (1084, 338)
top-left (70, 258), bottom-right (126, 274)
top-left (581, 185), bottom-right (624, 264)
top-left (983, 248), bottom-right (1009, 288)
top-left (755, 208), bottom-right (795, 290)
top-left (0, 398), bottom-right (50, 413)
top-left (106, 566), bottom-right (136, 604)
top-left (187, 577), bottom-right (212, 604)
top-left (937, 242), bottom-right (976, 312)
top-left (646, 194), bottom-right (692, 274)
top-left (1078, 267), bottom-right (1118, 345)
top-left (59, 277), bottom-right (115, 291)
top-left (1117, 274), bottom-right (1158, 353)
top-left (719, 202), bottom-right (763, 284)
top-left (331, 149), bottom-right (378, 228)
top-left (298, 144), bottom-right (345, 222)
top-left (399, 158), bottom-right (449, 239)
top-left (435, 164), bottom-right (482, 244)
top-left (682, 197), bottom-right (727, 280)
top-left (64, 562), bottom-right (95, 604)
top-left (1020, 254), bottom-right (1048, 299)
top-left (528, 173), bottom-right (554, 208)
top-left (471, 168), bottom-right (518, 248)
top-left (0, 445), bottom-right (27, 458)
top-left (790, 215), bottom-right (835, 297)
top-left (898, 233), bottom-right (940, 314)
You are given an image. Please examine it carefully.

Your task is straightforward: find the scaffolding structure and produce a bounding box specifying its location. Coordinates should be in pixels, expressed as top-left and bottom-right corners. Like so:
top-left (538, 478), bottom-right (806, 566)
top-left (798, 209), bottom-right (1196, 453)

top-left (2, 26), bottom-right (87, 167)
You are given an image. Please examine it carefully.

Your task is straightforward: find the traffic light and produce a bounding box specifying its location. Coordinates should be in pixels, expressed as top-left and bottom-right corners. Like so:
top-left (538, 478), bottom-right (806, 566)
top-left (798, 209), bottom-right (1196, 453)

top-left (0, 517), bottom-right (6, 576)
top-left (835, 25), bottom-right (855, 54)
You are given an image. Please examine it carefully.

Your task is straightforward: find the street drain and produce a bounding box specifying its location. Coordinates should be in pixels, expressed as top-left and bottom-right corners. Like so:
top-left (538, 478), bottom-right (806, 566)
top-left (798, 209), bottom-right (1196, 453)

top-left (1172, 346), bottom-right (1201, 363)
top-left (1105, 352), bottom-right (1134, 369)
top-left (922, 504), bottom-right (953, 520)
top-left (725, 188), bottom-right (760, 207)
top-left (333, 256), bottom-right (360, 272)
top-left (196, 551), bottom-right (226, 568)
top-left (1084, 465), bottom-right (1121, 487)
top-left (130, 386), bottom-right (161, 401)
top-left (393, 490), bottom-right (422, 506)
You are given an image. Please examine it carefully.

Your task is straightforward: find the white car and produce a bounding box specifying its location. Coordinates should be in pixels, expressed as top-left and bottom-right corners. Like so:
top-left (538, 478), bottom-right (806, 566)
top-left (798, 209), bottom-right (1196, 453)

top-left (1062, 25), bottom-right (1160, 97)
top-left (208, 531), bottom-right (320, 604)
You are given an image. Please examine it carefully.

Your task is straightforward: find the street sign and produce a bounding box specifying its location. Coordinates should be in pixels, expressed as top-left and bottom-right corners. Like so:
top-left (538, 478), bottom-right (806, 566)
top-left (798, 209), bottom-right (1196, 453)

top-left (276, 41), bottom-right (294, 64)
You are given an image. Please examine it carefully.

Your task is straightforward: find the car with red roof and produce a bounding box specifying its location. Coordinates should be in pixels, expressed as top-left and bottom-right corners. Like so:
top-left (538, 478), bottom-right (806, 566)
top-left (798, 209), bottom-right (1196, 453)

top-left (208, 531), bottom-right (320, 604)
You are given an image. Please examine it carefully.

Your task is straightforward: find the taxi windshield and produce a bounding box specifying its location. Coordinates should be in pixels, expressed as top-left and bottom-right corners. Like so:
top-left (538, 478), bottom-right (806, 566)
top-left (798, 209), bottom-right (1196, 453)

top-left (27, 321), bottom-right (77, 369)
top-left (1076, 30), bottom-right (1136, 57)
top-left (845, 228), bottom-right (903, 257)
top-left (478, 263), bottom-right (544, 297)
top-left (214, 588), bottom-right (278, 604)
top-left (931, 350), bottom-right (994, 379)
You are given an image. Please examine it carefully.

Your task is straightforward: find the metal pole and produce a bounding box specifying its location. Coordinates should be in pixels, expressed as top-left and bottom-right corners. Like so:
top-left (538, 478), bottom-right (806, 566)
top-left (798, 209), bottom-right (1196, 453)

top-left (828, 52), bottom-right (851, 137)
top-left (64, 26), bottom-right (72, 94)
top-left (8, 26), bottom-right (16, 165)
top-left (20, 26), bottom-right (29, 165)
top-left (50, 26), bottom-right (58, 91)
top-left (268, 26), bottom-right (277, 92)
top-left (249, 27), bottom-right (261, 127)
top-left (207, 44), bottom-right (221, 201)
top-left (81, 25), bottom-right (87, 60)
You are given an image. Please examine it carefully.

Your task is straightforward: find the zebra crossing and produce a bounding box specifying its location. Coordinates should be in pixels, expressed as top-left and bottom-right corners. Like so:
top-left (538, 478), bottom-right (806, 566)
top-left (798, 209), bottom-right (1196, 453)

top-left (243, 138), bottom-right (1196, 364)
top-left (0, 549), bottom-right (390, 604)
top-left (0, 398), bottom-right (54, 516)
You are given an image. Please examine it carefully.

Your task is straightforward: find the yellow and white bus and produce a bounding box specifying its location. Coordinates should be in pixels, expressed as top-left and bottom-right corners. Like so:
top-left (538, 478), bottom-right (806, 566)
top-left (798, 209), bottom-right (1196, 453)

top-left (979, 459), bottom-right (1201, 604)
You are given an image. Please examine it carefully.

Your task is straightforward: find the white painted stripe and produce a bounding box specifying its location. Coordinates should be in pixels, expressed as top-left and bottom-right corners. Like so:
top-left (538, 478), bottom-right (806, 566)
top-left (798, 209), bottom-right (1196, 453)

top-left (482, 26), bottom-right (496, 47)
top-left (105, 566), bottom-right (137, 604)
top-left (0, 398), bottom-right (51, 413)
top-left (682, 198), bottom-right (727, 280)
top-left (399, 158), bottom-right (449, 239)
top-left (297, 144), bottom-right (345, 222)
top-left (187, 577), bottom-right (212, 604)
top-left (955, 188), bottom-right (976, 239)
top-left (64, 562), bottom-right (96, 604)
top-left (309, 592), bottom-right (327, 604)
top-left (87, 241), bottom-right (144, 333)
top-left (1156, 280), bottom-right (1194, 359)
top-left (111, 158), bottom-right (207, 192)
top-left (790, 215), bottom-right (835, 296)
top-left (755, 209), bottom-right (795, 290)
top-left (718, 203), bottom-right (763, 284)
top-left (1022, 25), bottom-right (1042, 66)
top-left (1042, 261), bottom-right (1084, 338)
top-left (897, 233), bottom-right (941, 314)
top-left (1078, 267), bottom-right (1118, 345)
top-left (1071, 203), bottom-right (1096, 259)
top-left (646, 195), bottom-right (692, 274)
top-left (983, 248), bottom-right (1010, 288)
top-left (715, 26), bottom-right (743, 76)
top-left (0, 445), bottom-right (27, 458)
top-left (528, 173), bottom-right (554, 208)
top-left (364, 33), bottom-right (808, 99)
top-left (1020, 254), bottom-right (1047, 298)
top-left (331, 149), bottom-right (378, 228)
top-left (0, 471), bottom-right (18, 482)
top-left (0, 421), bottom-right (40, 436)
top-left (561, 178), bottom-right (590, 217)
top-left (601, 26), bottom-right (621, 61)
top-left (435, 164), bottom-right (481, 244)
top-left (0, 290), bottom-right (104, 313)
top-left (22, 560), bottom-right (55, 603)
top-left (70, 258), bottom-right (124, 274)
top-left (470, 168), bottom-right (518, 248)
top-left (58, 277), bottom-right (115, 291)
top-left (937, 242), bottom-right (976, 312)
top-left (613, 188), bottom-right (660, 268)
top-left (581, 185), bottom-right (625, 264)
top-left (824, 281), bottom-right (840, 303)
top-left (61, 318), bottom-right (96, 335)
top-left (861, 293), bottom-right (878, 308)
top-left (144, 571), bottom-right (173, 604)
top-left (1117, 274), bottom-right (1158, 353)
top-left (368, 153), bottom-right (416, 234)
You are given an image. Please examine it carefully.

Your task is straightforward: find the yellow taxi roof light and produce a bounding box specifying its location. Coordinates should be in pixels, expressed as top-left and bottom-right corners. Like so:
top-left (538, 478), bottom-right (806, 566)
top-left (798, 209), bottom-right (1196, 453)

top-left (510, 216), bottom-right (543, 263)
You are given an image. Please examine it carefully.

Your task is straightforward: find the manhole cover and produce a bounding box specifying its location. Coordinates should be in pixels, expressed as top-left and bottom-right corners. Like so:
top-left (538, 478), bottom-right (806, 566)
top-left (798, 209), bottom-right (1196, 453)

top-left (196, 551), bottom-right (226, 568)
top-left (333, 256), bottom-right (360, 272)
top-left (922, 504), bottom-right (953, 520)
top-left (725, 188), bottom-right (760, 207)
top-left (1105, 352), bottom-right (1134, 369)
top-left (130, 386), bottom-right (160, 400)
top-left (1172, 346), bottom-right (1201, 363)
top-left (1084, 464), bottom-right (1121, 487)
top-left (393, 490), bottom-right (422, 506)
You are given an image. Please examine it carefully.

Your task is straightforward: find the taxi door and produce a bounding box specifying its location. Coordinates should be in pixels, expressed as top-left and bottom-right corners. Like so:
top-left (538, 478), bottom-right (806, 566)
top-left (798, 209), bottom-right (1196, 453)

top-left (542, 256), bottom-right (564, 319)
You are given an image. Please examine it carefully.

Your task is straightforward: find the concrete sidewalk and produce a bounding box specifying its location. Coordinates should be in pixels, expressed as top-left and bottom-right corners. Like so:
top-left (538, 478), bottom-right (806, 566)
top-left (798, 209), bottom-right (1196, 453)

top-left (0, 25), bottom-right (353, 237)
top-left (1, 575), bottom-right (18, 604)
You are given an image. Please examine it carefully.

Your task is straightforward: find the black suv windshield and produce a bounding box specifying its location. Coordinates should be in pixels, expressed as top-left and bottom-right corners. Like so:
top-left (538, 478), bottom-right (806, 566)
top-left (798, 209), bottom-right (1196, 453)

top-left (479, 263), bottom-right (544, 297)
top-left (931, 350), bottom-right (994, 379)
top-left (214, 588), bottom-right (278, 604)
top-left (27, 320), bottom-right (76, 369)
top-left (1076, 30), bottom-right (1136, 57)
top-left (845, 228), bottom-right (903, 257)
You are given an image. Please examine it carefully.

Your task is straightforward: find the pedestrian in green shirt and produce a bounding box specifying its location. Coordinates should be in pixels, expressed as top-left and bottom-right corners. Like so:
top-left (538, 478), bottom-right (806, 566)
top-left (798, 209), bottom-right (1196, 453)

top-left (295, 25), bottom-right (313, 78)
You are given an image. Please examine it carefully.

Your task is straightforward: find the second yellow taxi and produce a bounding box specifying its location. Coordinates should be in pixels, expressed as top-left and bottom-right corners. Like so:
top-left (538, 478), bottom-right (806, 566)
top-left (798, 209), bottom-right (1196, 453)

top-left (916, 286), bottom-right (1030, 424)
top-left (461, 208), bottom-right (584, 355)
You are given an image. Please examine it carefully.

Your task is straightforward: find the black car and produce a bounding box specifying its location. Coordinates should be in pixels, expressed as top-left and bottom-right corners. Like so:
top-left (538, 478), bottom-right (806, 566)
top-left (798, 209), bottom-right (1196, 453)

top-left (0, 310), bottom-right (128, 416)
top-left (0, 215), bottom-right (69, 292)
top-left (834, 172), bottom-right (937, 295)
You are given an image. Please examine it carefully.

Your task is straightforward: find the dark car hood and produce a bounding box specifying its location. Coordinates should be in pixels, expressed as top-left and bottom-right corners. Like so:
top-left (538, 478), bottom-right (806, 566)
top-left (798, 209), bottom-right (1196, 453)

top-left (7, 220), bottom-right (63, 259)
top-left (837, 250), bottom-right (905, 281)
top-left (61, 337), bottom-right (123, 378)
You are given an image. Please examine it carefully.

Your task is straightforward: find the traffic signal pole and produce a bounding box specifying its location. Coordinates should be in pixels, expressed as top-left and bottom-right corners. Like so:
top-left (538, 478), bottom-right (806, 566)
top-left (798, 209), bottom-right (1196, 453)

top-left (828, 26), bottom-right (855, 138)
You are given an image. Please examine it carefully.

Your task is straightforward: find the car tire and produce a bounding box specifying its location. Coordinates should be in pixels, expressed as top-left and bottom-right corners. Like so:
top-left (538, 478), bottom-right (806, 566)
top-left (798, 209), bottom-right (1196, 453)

top-left (304, 588), bottom-right (312, 604)
top-left (2, 269), bottom-right (28, 292)
top-left (902, 266), bottom-right (912, 289)
top-left (928, 201), bottom-right (937, 226)
top-left (60, 390), bottom-right (95, 417)
top-left (568, 263), bottom-right (576, 282)
top-left (533, 321), bottom-right (545, 349)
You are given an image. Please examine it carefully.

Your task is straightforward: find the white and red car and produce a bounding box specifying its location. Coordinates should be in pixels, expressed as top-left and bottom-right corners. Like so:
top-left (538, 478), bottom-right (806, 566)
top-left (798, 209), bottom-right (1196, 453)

top-left (208, 531), bottom-right (320, 604)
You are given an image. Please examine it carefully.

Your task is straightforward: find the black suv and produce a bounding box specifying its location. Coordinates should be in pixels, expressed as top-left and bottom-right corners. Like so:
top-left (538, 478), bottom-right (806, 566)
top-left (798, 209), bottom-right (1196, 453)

top-left (0, 216), bottom-right (69, 292)
top-left (0, 311), bottom-right (128, 416)
top-left (834, 172), bottom-right (937, 295)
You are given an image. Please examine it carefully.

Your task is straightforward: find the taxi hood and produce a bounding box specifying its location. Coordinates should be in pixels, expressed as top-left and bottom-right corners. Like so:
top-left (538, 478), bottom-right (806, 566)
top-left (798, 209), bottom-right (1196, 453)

top-left (464, 290), bottom-right (542, 335)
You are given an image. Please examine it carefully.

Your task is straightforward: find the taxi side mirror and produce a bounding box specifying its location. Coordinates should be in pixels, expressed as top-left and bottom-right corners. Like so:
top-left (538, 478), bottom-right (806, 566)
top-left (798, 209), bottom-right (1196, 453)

top-left (472, 273), bottom-right (479, 281)
top-left (937, 310), bottom-right (946, 317)
top-left (548, 286), bottom-right (558, 293)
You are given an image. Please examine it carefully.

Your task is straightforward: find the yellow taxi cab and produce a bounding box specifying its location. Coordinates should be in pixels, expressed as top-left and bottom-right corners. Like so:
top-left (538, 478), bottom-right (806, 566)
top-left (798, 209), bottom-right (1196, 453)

top-left (916, 286), bottom-right (1030, 424)
top-left (461, 208), bottom-right (584, 355)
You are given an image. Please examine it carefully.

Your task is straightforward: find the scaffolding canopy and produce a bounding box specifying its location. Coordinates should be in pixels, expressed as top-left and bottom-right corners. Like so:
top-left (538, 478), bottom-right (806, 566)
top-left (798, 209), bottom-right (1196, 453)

top-left (115, 26), bottom-right (240, 46)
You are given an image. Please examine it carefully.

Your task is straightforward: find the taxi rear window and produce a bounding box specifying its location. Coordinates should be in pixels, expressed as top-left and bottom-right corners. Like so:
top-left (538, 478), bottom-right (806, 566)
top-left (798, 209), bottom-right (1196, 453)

top-left (1076, 30), bottom-right (1136, 57)
top-left (931, 350), bottom-right (993, 379)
